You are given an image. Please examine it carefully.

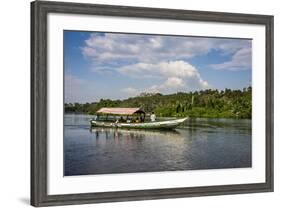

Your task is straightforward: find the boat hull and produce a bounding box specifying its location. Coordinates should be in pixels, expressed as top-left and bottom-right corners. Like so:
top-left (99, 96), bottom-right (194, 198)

top-left (90, 117), bottom-right (188, 130)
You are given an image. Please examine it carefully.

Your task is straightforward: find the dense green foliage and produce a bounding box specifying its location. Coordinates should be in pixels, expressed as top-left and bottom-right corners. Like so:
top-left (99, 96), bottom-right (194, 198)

top-left (65, 87), bottom-right (252, 119)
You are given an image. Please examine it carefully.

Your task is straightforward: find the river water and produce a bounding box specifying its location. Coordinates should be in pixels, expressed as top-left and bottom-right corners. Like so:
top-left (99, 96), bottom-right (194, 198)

top-left (64, 114), bottom-right (251, 176)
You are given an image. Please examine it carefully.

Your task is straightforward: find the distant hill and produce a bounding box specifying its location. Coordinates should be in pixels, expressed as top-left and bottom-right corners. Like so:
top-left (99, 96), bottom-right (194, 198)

top-left (65, 87), bottom-right (252, 119)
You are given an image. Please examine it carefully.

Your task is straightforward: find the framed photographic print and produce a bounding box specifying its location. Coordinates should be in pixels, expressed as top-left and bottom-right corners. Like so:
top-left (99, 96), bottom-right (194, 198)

top-left (31, 0), bottom-right (274, 206)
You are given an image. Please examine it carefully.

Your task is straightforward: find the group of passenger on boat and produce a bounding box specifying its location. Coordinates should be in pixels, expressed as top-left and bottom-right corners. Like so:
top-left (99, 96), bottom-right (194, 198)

top-left (116, 112), bottom-right (156, 123)
top-left (90, 107), bottom-right (187, 130)
top-left (93, 107), bottom-right (156, 123)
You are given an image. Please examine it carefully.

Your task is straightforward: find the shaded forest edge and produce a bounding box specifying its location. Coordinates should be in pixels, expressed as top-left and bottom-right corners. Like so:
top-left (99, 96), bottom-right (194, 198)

top-left (65, 87), bottom-right (252, 119)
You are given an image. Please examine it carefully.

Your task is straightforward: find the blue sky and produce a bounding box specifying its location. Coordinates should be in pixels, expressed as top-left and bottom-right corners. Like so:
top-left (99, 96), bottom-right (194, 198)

top-left (64, 31), bottom-right (252, 103)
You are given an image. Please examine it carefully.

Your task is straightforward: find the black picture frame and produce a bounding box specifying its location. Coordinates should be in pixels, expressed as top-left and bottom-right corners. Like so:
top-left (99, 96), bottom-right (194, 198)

top-left (31, 0), bottom-right (274, 206)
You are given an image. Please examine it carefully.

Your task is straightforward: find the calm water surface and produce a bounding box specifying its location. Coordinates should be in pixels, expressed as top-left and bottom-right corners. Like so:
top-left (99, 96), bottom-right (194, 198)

top-left (64, 114), bottom-right (251, 176)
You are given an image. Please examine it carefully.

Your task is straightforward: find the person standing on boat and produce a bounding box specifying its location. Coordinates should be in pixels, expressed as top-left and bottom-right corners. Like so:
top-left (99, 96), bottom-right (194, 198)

top-left (150, 112), bottom-right (156, 122)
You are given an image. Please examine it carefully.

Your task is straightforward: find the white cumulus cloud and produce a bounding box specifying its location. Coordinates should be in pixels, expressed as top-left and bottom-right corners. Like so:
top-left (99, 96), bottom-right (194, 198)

top-left (210, 47), bottom-right (252, 71)
top-left (119, 61), bottom-right (210, 95)
top-left (79, 32), bottom-right (251, 98)
top-left (118, 61), bottom-right (200, 79)
top-left (82, 33), bottom-right (252, 66)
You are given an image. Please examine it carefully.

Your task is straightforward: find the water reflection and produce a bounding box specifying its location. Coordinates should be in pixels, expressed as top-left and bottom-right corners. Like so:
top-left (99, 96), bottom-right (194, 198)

top-left (90, 127), bottom-right (182, 139)
top-left (64, 114), bottom-right (251, 176)
top-left (88, 127), bottom-right (189, 159)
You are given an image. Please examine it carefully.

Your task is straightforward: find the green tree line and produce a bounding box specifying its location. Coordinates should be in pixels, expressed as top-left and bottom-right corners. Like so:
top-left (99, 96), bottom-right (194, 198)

top-left (65, 87), bottom-right (252, 119)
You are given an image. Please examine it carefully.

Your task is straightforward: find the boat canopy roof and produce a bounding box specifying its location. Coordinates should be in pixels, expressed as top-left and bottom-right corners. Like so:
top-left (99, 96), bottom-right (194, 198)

top-left (96, 107), bottom-right (145, 115)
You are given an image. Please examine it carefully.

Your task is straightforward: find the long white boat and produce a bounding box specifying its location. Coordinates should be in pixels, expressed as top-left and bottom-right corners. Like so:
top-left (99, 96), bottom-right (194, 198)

top-left (91, 117), bottom-right (188, 129)
top-left (90, 107), bottom-right (188, 130)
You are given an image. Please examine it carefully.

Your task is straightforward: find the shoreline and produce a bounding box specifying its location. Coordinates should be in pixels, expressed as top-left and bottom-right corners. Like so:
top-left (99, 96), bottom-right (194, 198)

top-left (64, 112), bottom-right (252, 120)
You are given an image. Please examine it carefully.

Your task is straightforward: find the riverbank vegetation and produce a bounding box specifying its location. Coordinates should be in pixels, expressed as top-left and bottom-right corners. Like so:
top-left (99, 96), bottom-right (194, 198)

top-left (65, 87), bottom-right (252, 119)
